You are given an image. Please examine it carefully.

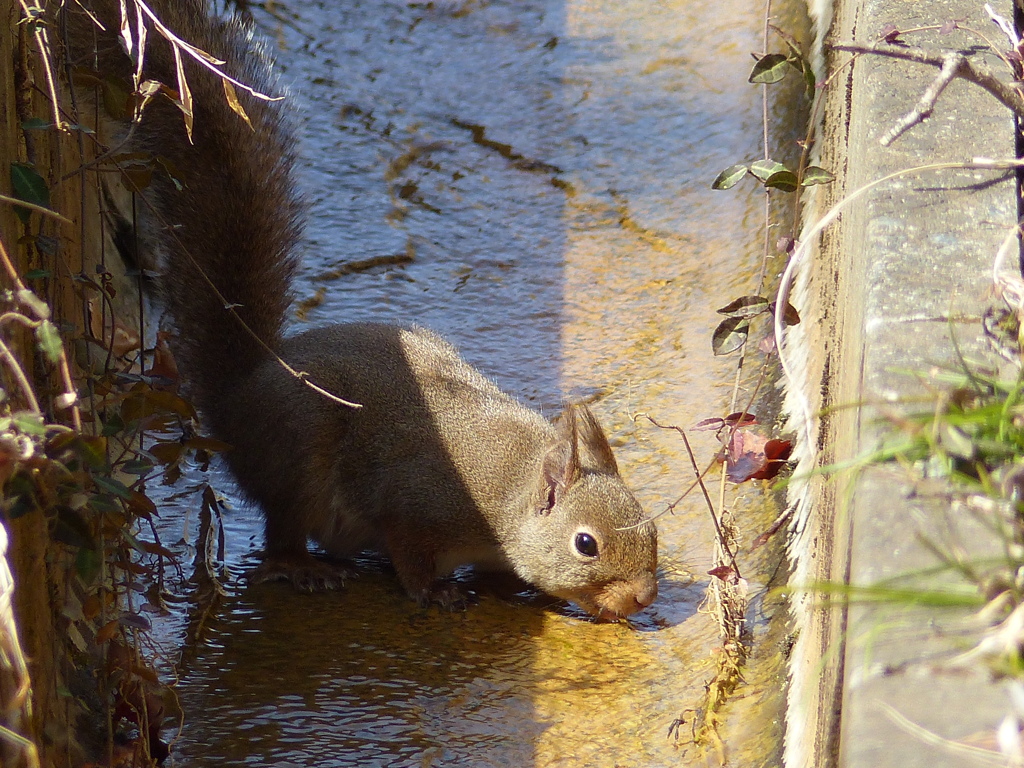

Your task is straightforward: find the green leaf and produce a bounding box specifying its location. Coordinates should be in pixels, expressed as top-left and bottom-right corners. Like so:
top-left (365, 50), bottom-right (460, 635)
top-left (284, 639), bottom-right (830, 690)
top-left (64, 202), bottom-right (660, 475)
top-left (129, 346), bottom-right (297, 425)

top-left (20, 117), bottom-right (51, 131)
top-left (748, 53), bottom-right (790, 84)
top-left (92, 474), bottom-right (133, 500)
top-left (798, 56), bottom-right (816, 98)
top-left (763, 170), bottom-right (799, 192)
top-left (717, 296), bottom-right (770, 318)
top-left (712, 316), bottom-right (750, 356)
top-left (777, 37), bottom-right (817, 98)
top-left (54, 506), bottom-right (96, 550)
top-left (12, 412), bottom-right (45, 436)
top-left (5, 473), bottom-right (38, 518)
top-left (120, 527), bottom-right (146, 554)
top-left (120, 458), bottom-right (154, 476)
top-left (36, 320), bottom-right (62, 364)
top-left (76, 546), bottom-right (101, 584)
top-left (72, 436), bottom-right (108, 470)
top-left (87, 494), bottom-right (121, 514)
top-left (9, 162), bottom-right (50, 223)
top-left (101, 412), bottom-right (126, 437)
top-left (711, 164), bottom-right (748, 190)
top-left (749, 159), bottom-right (789, 182)
top-left (24, 268), bottom-right (51, 280)
top-left (802, 166), bottom-right (835, 186)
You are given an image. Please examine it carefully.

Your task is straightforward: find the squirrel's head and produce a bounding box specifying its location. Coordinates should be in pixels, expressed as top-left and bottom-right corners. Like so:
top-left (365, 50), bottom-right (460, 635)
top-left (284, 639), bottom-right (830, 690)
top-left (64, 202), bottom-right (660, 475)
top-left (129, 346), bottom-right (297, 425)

top-left (510, 404), bottom-right (658, 618)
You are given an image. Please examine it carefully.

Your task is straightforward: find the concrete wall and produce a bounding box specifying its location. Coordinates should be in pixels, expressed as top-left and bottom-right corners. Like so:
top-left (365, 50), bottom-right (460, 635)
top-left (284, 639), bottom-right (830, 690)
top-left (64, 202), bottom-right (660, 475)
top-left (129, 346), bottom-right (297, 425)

top-left (785, 1), bottom-right (1018, 766)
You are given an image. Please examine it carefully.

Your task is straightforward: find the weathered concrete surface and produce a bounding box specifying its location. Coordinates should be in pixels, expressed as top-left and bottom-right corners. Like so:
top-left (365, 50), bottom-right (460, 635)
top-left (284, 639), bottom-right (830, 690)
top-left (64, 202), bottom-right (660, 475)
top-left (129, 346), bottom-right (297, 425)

top-left (785, 1), bottom-right (1019, 766)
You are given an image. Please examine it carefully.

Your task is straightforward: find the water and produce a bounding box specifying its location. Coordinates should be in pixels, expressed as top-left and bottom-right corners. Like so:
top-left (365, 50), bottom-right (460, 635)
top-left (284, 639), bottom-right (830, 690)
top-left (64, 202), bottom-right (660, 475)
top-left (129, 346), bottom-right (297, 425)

top-left (153, 0), bottom-right (807, 764)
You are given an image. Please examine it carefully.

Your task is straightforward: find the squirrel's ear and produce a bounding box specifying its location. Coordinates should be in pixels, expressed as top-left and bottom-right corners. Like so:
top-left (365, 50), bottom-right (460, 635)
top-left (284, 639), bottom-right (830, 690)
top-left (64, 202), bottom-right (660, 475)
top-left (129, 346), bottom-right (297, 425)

top-left (539, 418), bottom-right (582, 514)
top-left (568, 403), bottom-right (619, 474)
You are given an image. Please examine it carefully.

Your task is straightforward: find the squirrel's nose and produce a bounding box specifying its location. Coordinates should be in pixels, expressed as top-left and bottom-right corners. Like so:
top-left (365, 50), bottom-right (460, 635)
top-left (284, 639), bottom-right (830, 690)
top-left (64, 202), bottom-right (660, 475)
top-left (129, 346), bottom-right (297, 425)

top-left (635, 579), bottom-right (658, 609)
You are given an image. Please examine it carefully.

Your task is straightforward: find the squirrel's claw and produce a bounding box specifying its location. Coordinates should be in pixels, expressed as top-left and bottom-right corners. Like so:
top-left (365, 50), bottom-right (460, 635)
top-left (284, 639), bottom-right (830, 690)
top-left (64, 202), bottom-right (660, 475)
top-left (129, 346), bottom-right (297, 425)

top-left (414, 582), bottom-right (475, 611)
top-left (248, 554), bottom-right (355, 592)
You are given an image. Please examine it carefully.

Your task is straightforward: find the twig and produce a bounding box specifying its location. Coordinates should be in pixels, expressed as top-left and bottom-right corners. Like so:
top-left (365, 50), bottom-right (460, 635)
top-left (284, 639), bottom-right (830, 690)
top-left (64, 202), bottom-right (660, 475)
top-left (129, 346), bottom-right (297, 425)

top-left (0, 194), bottom-right (74, 225)
top-left (66, 2), bottom-right (360, 410)
top-left (833, 42), bottom-right (1024, 125)
top-left (639, 414), bottom-right (741, 578)
top-left (879, 52), bottom-right (961, 146)
top-left (18, 0), bottom-right (67, 130)
top-left (131, 0), bottom-right (283, 102)
top-left (0, 523), bottom-right (42, 768)
top-left (0, 235), bottom-right (82, 429)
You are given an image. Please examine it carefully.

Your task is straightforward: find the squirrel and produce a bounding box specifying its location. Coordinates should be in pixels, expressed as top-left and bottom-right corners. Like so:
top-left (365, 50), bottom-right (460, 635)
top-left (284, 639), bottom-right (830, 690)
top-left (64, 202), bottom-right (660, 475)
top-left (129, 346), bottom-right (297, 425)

top-left (66, 0), bottom-right (658, 618)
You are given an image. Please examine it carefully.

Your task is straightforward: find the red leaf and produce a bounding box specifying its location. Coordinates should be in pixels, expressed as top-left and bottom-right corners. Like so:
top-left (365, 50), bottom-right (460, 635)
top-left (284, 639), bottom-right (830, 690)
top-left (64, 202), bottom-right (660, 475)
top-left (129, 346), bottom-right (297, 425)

top-left (128, 490), bottom-right (157, 519)
top-left (707, 565), bottom-right (735, 581)
top-left (723, 411), bottom-right (757, 428)
top-left (119, 612), bottom-right (152, 631)
top-left (693, 417), bottom-right (725, 432)
top-left (726, 430), bottom-right (793, 482)
top-left (880, 24), bottom-right (902, 43)
top-left (748, 439), bottom-right (793, 480)
top-left (694, 412), bottom-right (757, 434)
top-left (138, 540), bottom-right (175, 558)
top-left (726, 429), bottom-right (768, 482)
top-left (148, 336), bottom-right (179, 382)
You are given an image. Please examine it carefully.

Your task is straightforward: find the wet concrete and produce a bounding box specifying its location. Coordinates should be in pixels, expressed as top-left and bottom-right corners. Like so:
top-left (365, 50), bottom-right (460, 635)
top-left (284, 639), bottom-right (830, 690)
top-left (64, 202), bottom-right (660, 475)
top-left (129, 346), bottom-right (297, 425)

top-left (150, 0), bottom-right (808, 765)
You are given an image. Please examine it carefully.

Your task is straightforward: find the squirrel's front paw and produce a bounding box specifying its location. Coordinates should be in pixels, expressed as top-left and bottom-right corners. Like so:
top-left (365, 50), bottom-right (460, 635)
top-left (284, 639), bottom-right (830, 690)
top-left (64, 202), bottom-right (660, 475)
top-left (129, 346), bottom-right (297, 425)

top-left (413, 582), bottom-right (475, 611)
top-left (249, 553), bottom-right (355, 593)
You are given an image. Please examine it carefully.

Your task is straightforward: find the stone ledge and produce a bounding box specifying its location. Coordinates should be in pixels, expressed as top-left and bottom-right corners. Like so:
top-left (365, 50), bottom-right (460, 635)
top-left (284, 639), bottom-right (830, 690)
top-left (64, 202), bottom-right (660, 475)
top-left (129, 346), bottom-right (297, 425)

top-left (785, 1), bottom-right (1018, 766)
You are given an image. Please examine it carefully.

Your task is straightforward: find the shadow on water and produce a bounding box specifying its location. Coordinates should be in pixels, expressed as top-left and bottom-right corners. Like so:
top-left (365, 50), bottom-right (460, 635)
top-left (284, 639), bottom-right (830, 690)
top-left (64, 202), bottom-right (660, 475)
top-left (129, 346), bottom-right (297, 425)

top-left (157, 0), bottom-right (809, 765)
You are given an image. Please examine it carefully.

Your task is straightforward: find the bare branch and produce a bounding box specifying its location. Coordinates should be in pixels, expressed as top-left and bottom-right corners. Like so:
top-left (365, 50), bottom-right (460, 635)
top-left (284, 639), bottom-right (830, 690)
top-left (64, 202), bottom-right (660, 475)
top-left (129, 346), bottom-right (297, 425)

top-left (833, 41), bottom-right (1024, 125)
top-left (880, 52), bottom-right (961, 146)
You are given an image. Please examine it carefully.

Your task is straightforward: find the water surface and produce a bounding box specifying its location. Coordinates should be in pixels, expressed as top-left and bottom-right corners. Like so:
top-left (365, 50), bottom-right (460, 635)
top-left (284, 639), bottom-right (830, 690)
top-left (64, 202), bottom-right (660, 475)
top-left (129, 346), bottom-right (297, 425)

top-left (154, 1), bottom-right (806, 765)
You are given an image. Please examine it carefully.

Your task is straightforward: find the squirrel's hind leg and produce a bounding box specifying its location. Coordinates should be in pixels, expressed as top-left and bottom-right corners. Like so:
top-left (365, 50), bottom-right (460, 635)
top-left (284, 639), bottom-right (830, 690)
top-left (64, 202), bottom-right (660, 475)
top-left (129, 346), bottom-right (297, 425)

top-left (250, 504), bottom-right (355, 592)
top-left (248, 551), bottom-right (355, 593)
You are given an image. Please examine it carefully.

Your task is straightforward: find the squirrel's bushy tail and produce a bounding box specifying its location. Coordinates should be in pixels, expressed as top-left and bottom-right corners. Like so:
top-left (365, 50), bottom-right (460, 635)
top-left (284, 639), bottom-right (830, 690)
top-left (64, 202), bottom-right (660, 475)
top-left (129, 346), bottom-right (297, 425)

top-left (68, 0), bottom-right (303, 418)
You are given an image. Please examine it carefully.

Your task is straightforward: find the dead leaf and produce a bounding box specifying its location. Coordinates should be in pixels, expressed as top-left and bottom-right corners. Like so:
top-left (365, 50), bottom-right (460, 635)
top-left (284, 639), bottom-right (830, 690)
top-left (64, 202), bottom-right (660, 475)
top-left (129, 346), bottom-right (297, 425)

top-left (222, 79), bottom-right (253, 130)
top-left (708, 565), bottom-right (736, 582)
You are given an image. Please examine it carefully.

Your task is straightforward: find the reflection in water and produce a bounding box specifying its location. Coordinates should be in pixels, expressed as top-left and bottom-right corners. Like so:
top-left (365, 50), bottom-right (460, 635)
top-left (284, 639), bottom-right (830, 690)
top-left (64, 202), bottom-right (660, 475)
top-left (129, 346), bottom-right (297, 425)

top-left (173, 568), bottom-right (705, 766)
top-left (157, 0), bottom-right (806, 765)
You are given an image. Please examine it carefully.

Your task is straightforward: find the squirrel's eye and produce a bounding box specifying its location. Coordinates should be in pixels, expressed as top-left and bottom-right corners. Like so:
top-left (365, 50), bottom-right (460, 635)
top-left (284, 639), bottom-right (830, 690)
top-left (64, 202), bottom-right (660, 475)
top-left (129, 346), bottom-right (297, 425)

top-left (574, 532), bottom-right (599, 558)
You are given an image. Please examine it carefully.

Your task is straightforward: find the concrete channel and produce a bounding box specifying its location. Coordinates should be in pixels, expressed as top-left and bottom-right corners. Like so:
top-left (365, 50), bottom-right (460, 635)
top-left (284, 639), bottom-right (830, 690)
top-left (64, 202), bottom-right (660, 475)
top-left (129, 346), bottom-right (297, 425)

top-left (786, 0), bottom-right (1019, 766)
